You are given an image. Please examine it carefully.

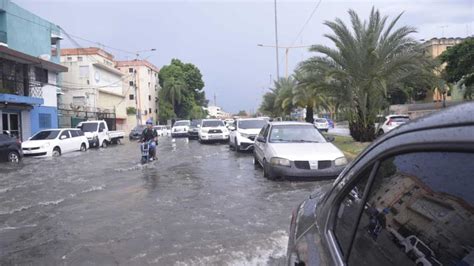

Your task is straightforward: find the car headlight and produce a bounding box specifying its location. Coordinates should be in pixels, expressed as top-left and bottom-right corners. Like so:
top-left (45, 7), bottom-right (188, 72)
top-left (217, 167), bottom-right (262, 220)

top-left (41, 142), bottom-right (51, 148)
top-left (335, 157), bottom-right (348, 166)
top-left (270, 157), bottom-right (291, 167)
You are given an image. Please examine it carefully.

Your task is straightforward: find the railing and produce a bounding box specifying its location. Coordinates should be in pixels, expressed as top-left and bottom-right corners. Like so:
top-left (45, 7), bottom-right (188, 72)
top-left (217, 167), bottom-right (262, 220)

top-left (0, 74), bottom-right (43, 98)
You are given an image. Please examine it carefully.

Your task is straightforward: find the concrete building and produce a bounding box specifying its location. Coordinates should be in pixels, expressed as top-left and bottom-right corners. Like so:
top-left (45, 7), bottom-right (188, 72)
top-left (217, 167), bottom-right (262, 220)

top-left (116, 60), bottom-right (159, 130)
top-left (0, 0), bottom-right (67, 140)
top-left (59, 47), bottom-right (127, 130)
top-left (423, 37), bottom-right (466, 102)
top-left (205, 105), bottom-right (231, 119)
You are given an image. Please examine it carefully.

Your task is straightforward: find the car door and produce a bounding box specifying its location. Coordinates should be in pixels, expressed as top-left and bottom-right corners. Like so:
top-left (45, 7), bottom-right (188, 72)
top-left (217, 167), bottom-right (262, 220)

top-left (254, 124), bottom-right (270, 162)
top-left (69, 130), bottom-right (82, 150)
top-left (330, 150), bottom-right (474, 266)
top-left (58, 130), bottom-right (74, 153)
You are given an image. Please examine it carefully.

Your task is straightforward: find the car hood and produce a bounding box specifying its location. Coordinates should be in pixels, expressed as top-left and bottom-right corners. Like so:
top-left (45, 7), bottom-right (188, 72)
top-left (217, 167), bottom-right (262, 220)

top-left (22, 139), bottom-right (53, 148)
top-left (238, 128), bottom-right (261, 135)
top-left (269, 142), bottom-right (344, 161)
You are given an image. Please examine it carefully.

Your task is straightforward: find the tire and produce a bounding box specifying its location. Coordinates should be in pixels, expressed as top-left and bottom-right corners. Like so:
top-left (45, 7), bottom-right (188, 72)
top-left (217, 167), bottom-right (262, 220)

top-left (253, 152), bottom-right (260, 166)
top-left (263, 159), bottom-right (277, 180)
top-left (101, 140), bottom-right (108, 148)
top-left (52, 147), bottom-right (61, 157)
top-left (7, 151), bottom-right (20, 163)
top-left (80, 143), bottom-right (87, 152)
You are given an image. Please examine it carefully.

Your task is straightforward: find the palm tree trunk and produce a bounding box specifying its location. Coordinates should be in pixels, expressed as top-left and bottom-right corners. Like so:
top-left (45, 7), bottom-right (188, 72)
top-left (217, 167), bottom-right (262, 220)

top-left (305, 105), bottom-right (314, 123)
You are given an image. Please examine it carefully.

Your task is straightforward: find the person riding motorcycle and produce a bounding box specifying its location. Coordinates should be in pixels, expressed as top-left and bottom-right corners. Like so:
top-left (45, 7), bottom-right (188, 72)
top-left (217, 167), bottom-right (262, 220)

top-left (140, 119), bottom-right (158, 160)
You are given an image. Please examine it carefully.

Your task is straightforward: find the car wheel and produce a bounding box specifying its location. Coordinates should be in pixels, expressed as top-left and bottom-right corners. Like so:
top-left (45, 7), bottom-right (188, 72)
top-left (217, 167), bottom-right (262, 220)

top-left (52, 147), bottom-right (61, 157)
top-left (253, 153), bottom-right (260, 166)
top-left (101, 140), bottom-right (108, 148)
top-left (263, 159), bottom-right (277, 180)
top-left (377, 129), bottom-right (384, 137)
top-left (7, 151), bottom-right (20, 163)
top-left (80, 143), bottom-right (87, 152)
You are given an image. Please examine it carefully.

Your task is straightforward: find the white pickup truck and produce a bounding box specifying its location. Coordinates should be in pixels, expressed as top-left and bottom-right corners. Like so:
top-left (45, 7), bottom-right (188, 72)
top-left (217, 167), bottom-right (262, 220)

top-left (77, 120), bottom-right (125, 148)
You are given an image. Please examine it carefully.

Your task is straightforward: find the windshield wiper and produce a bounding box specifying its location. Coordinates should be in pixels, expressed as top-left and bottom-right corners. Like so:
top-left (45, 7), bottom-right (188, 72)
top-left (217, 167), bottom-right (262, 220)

top-left (292, 140), bottom-right (319, 143)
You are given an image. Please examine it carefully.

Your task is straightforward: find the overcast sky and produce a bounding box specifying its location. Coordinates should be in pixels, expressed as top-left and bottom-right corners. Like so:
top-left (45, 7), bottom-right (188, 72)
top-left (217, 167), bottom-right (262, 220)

top-left (14, 0), bottom-right (474, 113)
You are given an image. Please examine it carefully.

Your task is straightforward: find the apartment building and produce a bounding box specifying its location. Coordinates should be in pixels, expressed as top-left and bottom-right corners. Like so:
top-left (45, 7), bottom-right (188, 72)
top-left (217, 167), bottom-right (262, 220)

top-left (116, 60), bottom-right (159, 129)
top-left (0, 0), bottom-right (67, 140)
top-left (59, 47), bottom-right (127, 130)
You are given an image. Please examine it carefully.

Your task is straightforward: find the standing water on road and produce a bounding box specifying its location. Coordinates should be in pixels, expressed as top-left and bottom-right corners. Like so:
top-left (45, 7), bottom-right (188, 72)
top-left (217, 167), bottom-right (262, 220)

top-left (0, 138), bottom-right (330, 265)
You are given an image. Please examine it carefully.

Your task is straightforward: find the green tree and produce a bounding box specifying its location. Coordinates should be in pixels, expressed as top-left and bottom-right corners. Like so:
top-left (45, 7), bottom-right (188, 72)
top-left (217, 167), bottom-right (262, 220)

top-left (274, 77), bottom-right (297, 117)
top-left (439, 38), bottom-right (474, 100)
top-left (302, 8), bottom-right (434, 141)
top-left (236, 110), bottom-right (248, 116)
top-left (259, 91), bottom-right (278, 117)
top-left (292, 70), bottom-right (327, 124)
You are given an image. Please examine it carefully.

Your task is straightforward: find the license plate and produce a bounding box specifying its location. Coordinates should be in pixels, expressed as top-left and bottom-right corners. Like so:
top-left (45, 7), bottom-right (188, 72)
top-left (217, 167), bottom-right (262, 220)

top-left (209, 135), bottom-right (220, 139)
top-left (309, 161), bottom-right (318, 169)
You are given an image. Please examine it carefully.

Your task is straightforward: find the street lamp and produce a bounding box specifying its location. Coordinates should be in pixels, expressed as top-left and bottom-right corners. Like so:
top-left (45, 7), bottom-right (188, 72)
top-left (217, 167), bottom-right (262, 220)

top-left (257, 44), bottom-right (312, 78)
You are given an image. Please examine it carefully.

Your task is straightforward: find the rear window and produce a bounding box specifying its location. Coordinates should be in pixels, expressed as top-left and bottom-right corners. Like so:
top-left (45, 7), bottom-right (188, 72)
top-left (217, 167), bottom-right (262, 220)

top-left (315, 119), bottom-right (327, 123)
top-left (174, 121), bottom-right (190, 127)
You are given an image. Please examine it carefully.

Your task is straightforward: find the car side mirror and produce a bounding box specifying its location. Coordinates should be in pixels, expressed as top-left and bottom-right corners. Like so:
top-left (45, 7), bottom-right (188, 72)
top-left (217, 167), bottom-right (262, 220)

top-left (256, 136), bottom-right (266, 143)
top-left (326, 135), bottom-right (335, 142)
top-left (60, 135), bottom-right (67, 140)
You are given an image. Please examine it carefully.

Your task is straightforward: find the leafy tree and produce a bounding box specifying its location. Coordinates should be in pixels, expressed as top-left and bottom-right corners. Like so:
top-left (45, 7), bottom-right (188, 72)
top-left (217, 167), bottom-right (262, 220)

top-left (439, 38), bottom-right (474, 100)
top-left (236, 110), bottom-right (248, 116)
top-left (301, 8), bottom-right (434, 141)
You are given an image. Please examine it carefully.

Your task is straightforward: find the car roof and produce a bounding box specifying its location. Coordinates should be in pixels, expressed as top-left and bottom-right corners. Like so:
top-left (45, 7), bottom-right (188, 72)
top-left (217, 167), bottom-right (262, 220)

top-left (269, 121), bottom-right (313, 126)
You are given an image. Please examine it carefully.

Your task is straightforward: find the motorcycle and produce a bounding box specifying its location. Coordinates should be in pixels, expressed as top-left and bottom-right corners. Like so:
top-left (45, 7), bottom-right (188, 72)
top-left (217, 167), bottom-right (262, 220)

top-left (140, 140), bottom-right (156, 164)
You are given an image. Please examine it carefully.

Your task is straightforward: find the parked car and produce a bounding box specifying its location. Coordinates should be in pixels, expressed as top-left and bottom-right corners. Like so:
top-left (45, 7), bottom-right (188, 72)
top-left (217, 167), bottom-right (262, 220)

top-left (0, 134), bottom-right (22, 163)
top-left (253, 122), bottom-right (347, 180)
top-left (188, 120), bottom-right (202, 140)
top-left (287, 103), bottom-right (474, 266)
top-left (198, 119), bottom-right (229, 143)
top-left (77, 120), bottom-right (125, 147)
top-left (375, 114), bottom-right (410, 136)
top-left (153, 125), bottom-right (168, 136)
top-left (22, 129), bottom-right (89, 157)
top-left (229, 118), bottom-right (267, 151)
top-left (314, 118), bottom-right (330, 132)
top-left (129, 125), bottom-right (146, 140)
top-left (171, 120), bottom-right (190, 138)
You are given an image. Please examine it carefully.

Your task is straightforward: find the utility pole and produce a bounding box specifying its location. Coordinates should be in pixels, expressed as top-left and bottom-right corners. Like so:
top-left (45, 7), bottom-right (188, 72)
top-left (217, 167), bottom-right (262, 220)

top-left (258, 44), bottom-right (311, 78)
top-left (274, 0), bottom-right (280, 80)
top-left (214, 93), bottom-right (217, 106)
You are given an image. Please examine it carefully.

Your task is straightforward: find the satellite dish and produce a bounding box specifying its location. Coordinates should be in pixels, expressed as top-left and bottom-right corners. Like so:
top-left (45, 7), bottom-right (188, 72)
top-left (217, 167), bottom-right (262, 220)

top-left (39, 54), bottom-right (51, 61)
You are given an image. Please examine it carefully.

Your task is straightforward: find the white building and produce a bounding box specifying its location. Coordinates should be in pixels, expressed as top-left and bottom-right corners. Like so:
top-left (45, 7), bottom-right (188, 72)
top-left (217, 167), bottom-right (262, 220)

top-left (205, 105), bottom-right (231, 119)
top-left (60, 47), bottom-right (127, 129)
top-left (116, 60), bottom-right (160, 129)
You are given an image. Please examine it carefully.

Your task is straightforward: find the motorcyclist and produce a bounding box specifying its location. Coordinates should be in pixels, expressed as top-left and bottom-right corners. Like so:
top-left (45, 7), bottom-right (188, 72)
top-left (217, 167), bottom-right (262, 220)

top-left (140, 119), bottom-right (158, 160)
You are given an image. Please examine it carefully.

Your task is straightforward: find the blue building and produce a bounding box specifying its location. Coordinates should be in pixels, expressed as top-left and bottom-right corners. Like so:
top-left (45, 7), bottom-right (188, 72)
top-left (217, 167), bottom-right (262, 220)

top-left (0, 0), bottom-right (67, 140)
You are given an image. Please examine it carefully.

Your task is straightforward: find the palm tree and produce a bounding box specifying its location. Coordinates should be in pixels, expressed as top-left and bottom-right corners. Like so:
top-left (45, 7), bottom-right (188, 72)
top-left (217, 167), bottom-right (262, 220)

top-left (274, 77), bottom-right (297, 117)
top-left (292, 70), bottom-right (326, 124)
top-left (301, 8), bottom-right (433, 141)
top-left (162, 77), bottom-right (186, 113)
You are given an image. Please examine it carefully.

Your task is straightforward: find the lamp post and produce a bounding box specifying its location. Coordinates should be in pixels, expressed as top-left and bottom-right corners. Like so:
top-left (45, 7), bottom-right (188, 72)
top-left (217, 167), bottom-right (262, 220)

top-left (257, 44), bottom-right (311, 78)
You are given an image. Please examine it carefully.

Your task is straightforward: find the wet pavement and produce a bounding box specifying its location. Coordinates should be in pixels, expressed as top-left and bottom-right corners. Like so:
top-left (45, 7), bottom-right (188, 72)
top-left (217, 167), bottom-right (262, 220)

top-left (0, 137), bottom-right (331, 265)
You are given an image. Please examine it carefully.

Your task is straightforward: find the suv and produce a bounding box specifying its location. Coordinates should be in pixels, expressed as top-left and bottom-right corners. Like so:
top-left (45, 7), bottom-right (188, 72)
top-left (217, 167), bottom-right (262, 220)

top-left (198, 119), bottom-right (229, 143)
top-left (287, 103), bottom-right (474, 266)
top-left (229, 118), bottom-right (267, 151)
top-left (375, 114), bottom-right (410, 136)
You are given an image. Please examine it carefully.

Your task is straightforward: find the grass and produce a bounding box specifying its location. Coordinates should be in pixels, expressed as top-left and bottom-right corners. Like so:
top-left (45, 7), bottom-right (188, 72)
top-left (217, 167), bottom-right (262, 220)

top-left (328, 134), bottom-right (371, 161)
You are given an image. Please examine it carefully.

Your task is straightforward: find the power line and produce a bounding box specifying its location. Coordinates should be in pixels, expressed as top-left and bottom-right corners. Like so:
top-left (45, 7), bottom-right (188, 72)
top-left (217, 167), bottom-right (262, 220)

top-left (290, 0), bottom-right (323, 46)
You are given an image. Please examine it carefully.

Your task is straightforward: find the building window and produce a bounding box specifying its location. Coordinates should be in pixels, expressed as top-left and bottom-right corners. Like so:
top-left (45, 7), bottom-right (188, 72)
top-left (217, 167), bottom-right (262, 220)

top-left (77, 56), bottom-right (83, 62)
top-left (155, 109), bottom-right (157, 114)
top-left (67, 56), bottom-right (72, 61)
top-left (35, 67), bottom-right (48, 83)
top-left (148, 95), bottom-right (151, 101)
top-left (129, 94), bottom-right (134, 100)
top-left (144, 110), bottom-right (148, 115)
top-left (129, 68), bottom-right (134, 73)
top-left (149, 108), bottom-right (152, 114)
top-left (38, 113), bottom-right (52, 129)
top-left (129, 81), bottom-right (134, 86)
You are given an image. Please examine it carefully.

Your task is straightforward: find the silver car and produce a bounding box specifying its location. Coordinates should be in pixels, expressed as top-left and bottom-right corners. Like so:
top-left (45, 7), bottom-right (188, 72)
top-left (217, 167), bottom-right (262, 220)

top-left (253, 122), bottom-right (347, 180)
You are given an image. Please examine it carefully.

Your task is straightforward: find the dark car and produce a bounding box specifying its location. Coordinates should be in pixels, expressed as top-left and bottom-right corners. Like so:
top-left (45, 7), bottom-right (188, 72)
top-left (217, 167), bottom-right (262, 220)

top-left (0, 134), bottom-right (23, 163)
top-left (188, 120), bottom-right (201, 140)
top-left (129, 125), bottom-right (146, 140)
top-left (287, 103), bottom-right (474, 266)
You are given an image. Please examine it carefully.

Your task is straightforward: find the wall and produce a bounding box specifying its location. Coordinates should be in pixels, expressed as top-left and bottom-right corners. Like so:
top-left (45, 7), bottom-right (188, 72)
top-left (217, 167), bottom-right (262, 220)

top-left (0, 0), bottom-right (60, 62)
top-left (30, 105), bottom-right (57, 134)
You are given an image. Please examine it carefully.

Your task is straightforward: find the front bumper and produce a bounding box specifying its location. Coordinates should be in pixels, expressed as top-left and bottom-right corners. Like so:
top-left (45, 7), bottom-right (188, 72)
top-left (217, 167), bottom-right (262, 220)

top-left (268, 162), bottom-right (345, 179)
top-left (87, 137), bottom-right (100, 147)
top-left (129, 134), bottom-right (141, 140)
top-left (171, 132), bottom-right (189, 137)
top-left (200, 133), bottom-right (229, 141)
top-left (22, 147), bottom-right (50, 157)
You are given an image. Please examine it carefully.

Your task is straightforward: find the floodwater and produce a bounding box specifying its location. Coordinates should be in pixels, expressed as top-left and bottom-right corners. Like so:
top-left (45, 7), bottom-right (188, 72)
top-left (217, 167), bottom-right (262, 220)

top-left (0, 137), bottom-right (331, 265)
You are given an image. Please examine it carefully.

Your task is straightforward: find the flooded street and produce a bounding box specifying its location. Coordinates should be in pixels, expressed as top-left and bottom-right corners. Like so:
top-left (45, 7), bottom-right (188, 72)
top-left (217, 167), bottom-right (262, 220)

top-left (0, 137), bottom-right (330, 265)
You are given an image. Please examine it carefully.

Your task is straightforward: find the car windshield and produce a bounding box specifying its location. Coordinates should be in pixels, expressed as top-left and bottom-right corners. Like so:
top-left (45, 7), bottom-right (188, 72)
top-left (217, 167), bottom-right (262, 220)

top-left (202, 120), bottom-right (224, 127)
top-left (190, 120), bottom-right (201, 127)
top-left (31, 130), bottom-right (60, 140)
top-left (238, 120), bottom-right (266, 129)
top-left (174, 121), bottom-right (190, 127)
top-left (315, 119), bottom-right (327, 123)
top-left (269, 125), bottom-right (326, 143)
top-left (80, 123), bottom-right (98, 132)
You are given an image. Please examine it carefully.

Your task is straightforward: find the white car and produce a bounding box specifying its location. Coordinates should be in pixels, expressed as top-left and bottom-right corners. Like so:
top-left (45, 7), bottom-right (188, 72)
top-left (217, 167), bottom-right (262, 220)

top-left (198, 119), bottom-right (229, 143)
top-left (171, 120), bottom-right (190, 138)
top-left (153, 125), bottom-right (168, 136)
top-left (253, 122), bottom-right (347, 180)
top-left (375, 114), bottom-right (410, 136)
top-left (22, 128), bottom-right (89, 157)
top-left (314, 118), bottom-right (330, 132)
top-left (229, 118), bottom-right (267, 151)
